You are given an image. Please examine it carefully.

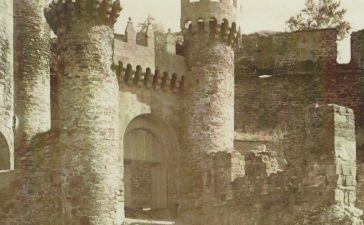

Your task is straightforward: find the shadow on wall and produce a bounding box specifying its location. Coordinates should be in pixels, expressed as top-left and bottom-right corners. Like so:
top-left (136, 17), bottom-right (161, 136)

top-left (0, 132), bottom-right (10, 171)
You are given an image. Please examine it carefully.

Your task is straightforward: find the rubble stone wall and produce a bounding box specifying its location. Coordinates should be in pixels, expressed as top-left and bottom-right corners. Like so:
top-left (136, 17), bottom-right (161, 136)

top-left (179, 104), bottom-right (363, 225)
top-left (236, 29), bottom-right (338, 76)
top-left (0, 0), bottom-right (14, 171)
top-left (14, 0), bottom-right (51, 153)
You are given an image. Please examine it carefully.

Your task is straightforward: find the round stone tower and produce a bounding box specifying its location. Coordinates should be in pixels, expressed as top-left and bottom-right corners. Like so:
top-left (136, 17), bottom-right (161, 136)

top-left (45, 1), bottom-right (123, 225)
top-left (179, 2), bottom-right (240, 223)
top-left (14, 0), bottom-right (51, 153)
top-left (181, 0), bottom-right (240, 157)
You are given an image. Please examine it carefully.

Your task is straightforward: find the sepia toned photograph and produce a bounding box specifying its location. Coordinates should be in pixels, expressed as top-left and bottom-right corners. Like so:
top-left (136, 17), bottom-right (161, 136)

top-left (0, 0), bottom-right (364, 224)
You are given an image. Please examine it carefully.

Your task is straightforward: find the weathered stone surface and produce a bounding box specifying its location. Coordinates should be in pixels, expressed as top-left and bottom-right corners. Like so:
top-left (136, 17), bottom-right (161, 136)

top-left (0, 0), bottom-right (14, 171)
top-left (14, 0), bottom-right (51, 155)
top-left (1, 0), bottom-right (364, 225)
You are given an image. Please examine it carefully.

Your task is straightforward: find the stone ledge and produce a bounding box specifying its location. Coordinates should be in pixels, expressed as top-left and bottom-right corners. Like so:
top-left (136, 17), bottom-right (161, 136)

top-left (124, 218), bottom-right (175, 225)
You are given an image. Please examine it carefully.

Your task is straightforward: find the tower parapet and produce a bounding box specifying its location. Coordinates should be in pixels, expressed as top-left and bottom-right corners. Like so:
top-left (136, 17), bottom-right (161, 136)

top-left (45, 0), bottom-right (122, 36)
top-left (45, 0), bottom-right (124, 224)
top-left (181, 0), bottom-right (241, 30)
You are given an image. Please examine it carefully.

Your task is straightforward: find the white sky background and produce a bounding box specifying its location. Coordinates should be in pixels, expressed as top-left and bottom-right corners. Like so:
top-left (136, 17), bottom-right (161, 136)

top-left (116, 0), bottom-right (364, 63)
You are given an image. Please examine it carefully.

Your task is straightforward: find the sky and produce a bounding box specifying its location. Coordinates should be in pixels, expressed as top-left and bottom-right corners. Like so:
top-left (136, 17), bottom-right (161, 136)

top-left (116, 0), bottom-right (364, 62)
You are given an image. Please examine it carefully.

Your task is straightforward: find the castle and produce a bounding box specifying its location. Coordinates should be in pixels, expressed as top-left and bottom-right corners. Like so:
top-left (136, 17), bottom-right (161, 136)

top-left (0, 0), bottom-right (364, 224)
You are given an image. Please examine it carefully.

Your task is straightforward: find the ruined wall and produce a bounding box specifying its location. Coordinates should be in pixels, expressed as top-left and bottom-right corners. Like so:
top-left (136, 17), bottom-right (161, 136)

top-left (235, 29), bottom-right (364, 214)
top-left (179, 104), bottom-right (362, 225)
top-left (235, 72), bottom-right (364, 172)
top-left (14, 0), bottom-right (51, 153)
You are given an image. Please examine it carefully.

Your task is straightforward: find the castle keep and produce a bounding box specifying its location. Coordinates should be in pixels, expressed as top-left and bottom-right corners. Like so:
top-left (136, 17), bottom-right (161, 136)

top-left (0, 0), bottom-right (364, 224)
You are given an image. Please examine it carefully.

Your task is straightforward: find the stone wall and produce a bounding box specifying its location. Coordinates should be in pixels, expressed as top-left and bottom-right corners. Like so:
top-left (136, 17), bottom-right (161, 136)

top-left (155, 32), bottom-right (186, 77)
top-left (234, 68), bottom-right (364, 161)
top-left (0, 130), bottom-right (63, 225)
top-left (236, 29), bottom-right (338, 76)
top-left (0, 0), bottom-right (14, 171)
top-left (114, 19), bottom-right (156, 71)
top-left (118, 75), bottom-right (182, 220)
top-left (177, 104), bottom-right (363, 225)
top-left (14, 0), bottom-right (51, 153)
top-left (114, 21), bottom-right (186, 79)
top-left (351, 30), bottom-right (364, 69)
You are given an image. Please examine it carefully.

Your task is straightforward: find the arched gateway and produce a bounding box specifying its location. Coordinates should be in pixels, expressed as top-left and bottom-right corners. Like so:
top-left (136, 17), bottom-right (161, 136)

top-left (124, 114), bottom-right (179, 219)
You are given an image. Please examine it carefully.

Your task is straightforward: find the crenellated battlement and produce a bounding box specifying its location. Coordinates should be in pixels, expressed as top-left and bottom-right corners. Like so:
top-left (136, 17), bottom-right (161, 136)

top-left (2, 0), bottom-right (364, 224)
top-left (44, 0), bottom-right (122, 35)
top-left (116, 18), bottom-right (154, 48)
top-left (181, 0), bottom-right (241, 30)
top-left (182, 19), bottom-right (239, 45)
top-left (235, 28), bottom-right (364, 77)
top-left (184, 0), bottom-right (240, 8)
top-left (113, 18), bottom-right (155, 71)
top-left (155, 30), bottom-right (184, 56)
top-left (234, 28), bottom-right (356, 76)
top-left (113, 61), bottom-right (185, 95)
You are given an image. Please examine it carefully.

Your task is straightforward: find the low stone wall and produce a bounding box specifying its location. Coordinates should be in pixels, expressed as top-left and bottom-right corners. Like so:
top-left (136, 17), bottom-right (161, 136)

top-left (177, 104), bottom-right (363, 225)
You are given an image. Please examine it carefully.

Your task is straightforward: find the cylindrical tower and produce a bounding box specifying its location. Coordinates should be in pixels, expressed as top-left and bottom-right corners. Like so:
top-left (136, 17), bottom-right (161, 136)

top-left (45, 1), bottom-right (123, 225)
top-left (0, 0), bottom-right (14, 171)
top-left (181, 0), bottom-right (240, 157)
top-left (14, 0), bottom-right (51, 153)
top-left (179, 1), bottom-right (240, 223)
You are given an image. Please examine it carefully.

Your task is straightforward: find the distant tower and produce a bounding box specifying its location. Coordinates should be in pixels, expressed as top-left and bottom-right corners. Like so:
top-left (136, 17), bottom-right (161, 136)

top-left (180, 1), bottom-right (241, 223)
top-left (14, 0), bottom-right (51, 153)
top-left (45, 0), bottom-right (123, 224)
top-left (181, 0), bottom-right (240, 157)
top-left (0, 0), bottom-right (14, 171)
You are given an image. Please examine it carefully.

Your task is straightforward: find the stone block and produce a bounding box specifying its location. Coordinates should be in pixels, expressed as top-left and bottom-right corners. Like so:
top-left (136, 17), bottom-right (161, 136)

top-left (345, 175), bottom-right (356, 186)
top-left (349, 190), bottom-right (357, 204)
top-left (335, 188), bottom-right (345, 203)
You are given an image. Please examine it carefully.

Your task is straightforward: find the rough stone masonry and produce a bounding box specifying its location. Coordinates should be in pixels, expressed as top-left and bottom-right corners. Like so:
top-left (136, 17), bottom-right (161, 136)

top-left (0, 0), bottom-right (364, 225)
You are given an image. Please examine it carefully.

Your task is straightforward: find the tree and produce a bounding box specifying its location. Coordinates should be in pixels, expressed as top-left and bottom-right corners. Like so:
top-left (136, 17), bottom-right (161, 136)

top-left (286, 0), bottom-right (351, 40)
